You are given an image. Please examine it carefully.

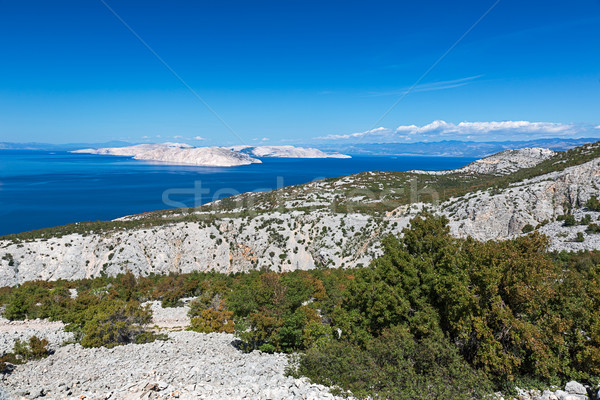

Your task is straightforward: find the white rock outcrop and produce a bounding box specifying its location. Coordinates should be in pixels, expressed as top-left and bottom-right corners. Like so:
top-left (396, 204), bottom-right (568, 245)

top-left (411, 147), bottom-right (555, 176)
top-left (443, 157), bottom-right (600, 242)
top-left (0, 212), bottom-right (401, 287)
top-left (227, 145), bottom-right (351, 158)
top-left (72, 143), bottom-right (261, 167)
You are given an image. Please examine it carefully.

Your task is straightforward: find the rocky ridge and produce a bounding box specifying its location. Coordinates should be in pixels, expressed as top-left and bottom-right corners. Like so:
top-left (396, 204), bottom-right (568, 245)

top-left (72, 143), bottom-right (261, 167)
top-left (226, 145), bottom-right (351, 159)
top-left (2, 144), bottom-right (600, 286)
top-left (442, 156), bottom-right (600, 242)
top-left (409, 147), bottom-right (556, 176)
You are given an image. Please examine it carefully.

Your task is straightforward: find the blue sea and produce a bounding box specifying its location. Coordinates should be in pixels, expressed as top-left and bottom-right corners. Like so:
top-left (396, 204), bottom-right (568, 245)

top-left (0, 150), bottom-right (476, 236)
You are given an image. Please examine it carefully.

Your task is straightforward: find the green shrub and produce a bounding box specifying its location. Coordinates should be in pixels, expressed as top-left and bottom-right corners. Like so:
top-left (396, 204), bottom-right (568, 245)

top-left (575, 232), bottom-right (585, 242)
top-left (13, 336), bottom-right (49, 361)
top-left (586, 196), bottom-right (600, 211)
top-left (189, 307), bottom-right (235, 334)
top-left (79, 300), bottom-right (153, 348)
top-left (522, 224), bottom-right (535, 233)
top-left (291, 325), bottom-right (491, 400)
top-left (586, 223), bottom-right (600, 234)
top-left (1, 335), bottom-right (50, 372)
top-left (563, 214), bottom-right (577, 227)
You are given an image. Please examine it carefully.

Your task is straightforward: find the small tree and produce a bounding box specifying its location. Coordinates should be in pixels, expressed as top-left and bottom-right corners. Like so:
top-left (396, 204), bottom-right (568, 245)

top-left (189, 307), bottom-right (235, 334)
top-left (563, 214), bottom-right (577, 227)
top-left (13, 336), bottom-right (49, 361)
top-left (522, 224), bottom-right (535, 234)
top-left (585, 196), bottom-right (600, 212)
top-left (586, 223), bottom-right (600, 234)
top-left (80, 300), bottom-right (153, 348)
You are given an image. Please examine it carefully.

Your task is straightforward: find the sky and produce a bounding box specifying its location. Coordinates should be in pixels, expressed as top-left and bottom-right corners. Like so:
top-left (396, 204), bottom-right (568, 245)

top-left (0, 0), bottom-right (599, 146)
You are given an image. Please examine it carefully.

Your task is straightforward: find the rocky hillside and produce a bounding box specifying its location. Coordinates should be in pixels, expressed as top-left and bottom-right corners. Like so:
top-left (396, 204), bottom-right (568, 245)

top-left (443, 157), bottom-right (600, 241)
top-left (0, 302), bottom-right (345, 400)
top-left (72, 143), bottom-right (262, 167)
top-left (2, 142), bottom-right (600, 286)
top-left (410, 147), bottom-right (555, 176)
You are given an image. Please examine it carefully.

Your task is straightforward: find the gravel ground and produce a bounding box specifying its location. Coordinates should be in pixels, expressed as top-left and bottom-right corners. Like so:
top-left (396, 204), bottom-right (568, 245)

top-left (1, 331), bottom-right (344, 400)
top-left (0, 316), bottom-right (73, 355)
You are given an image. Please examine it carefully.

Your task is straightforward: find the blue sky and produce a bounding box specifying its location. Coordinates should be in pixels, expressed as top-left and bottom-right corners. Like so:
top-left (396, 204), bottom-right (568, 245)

top-left (1, 0), bottom-right (599, 146)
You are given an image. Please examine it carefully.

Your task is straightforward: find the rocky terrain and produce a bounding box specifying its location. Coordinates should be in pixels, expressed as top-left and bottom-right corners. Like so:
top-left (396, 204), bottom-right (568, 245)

top-left (2, 144), bottom-right (600, 286)
top-left (73, 143), bottom-right (351, 167)
top-left (226, 145), bottom-right (351, 158)
top-left (443, 156), bottom-right (600, 242)
top-left (0, 211), bottom-right (391, 287)
top-left (0, 301), bottom-right (347, 400)
top-left (0, 302), bottom-right (596, 400)
top-left (409, 147), bottom-right (555, 176)
top-left (72, 143), bottom-right (261, 167)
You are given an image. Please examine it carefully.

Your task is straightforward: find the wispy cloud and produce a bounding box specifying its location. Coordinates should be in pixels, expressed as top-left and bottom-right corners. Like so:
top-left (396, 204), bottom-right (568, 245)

top-left (367, 75), bottom-right (482, 97)
top-left (317, 127), bottom-right (390, 140)
top-left (193, 136), bottom-right (207, 141)
top-left (317, 120), bottom-right (584, 143)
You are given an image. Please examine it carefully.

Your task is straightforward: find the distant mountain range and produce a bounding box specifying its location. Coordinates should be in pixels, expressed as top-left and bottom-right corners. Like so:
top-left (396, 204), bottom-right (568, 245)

top-left (1, 138), bottom-right (598, 157)
top-left (319, 138), bottom-right (600, 157)
top-left (0, 140), bottom-right (131, 151)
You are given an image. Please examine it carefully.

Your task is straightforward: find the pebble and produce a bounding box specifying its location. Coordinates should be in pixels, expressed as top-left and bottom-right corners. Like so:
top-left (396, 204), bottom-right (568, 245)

top-left (0, 331), bottom-right (348, 400)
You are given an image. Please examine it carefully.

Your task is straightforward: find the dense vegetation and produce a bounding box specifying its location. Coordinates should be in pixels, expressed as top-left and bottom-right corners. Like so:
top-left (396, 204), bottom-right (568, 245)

top-left (2, 214), bottom-right (600, 398)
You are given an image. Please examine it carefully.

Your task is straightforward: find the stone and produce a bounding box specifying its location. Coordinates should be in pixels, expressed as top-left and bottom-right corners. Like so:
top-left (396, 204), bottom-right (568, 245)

top-left (555, 389), bottom-right (588, 400)
top-left (565, 381), bottom-right (586, 395)
top-left (0, 330), bottom-right (347, 400)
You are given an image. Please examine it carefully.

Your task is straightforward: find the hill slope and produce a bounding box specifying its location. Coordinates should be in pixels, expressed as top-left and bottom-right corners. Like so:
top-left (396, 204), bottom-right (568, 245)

top-left (2, 142), bottom-right (600, 286)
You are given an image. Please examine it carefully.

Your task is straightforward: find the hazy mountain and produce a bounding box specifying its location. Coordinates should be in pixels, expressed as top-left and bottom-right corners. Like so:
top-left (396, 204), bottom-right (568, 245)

top-left (0, 140), bottom-right (132, 151)
top-left (320, 138), bottom-right (600, 157)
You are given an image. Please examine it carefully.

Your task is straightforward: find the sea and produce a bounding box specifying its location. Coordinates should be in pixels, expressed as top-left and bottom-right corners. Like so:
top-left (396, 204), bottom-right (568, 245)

top-left (0, 150), bottom-right (476, 236)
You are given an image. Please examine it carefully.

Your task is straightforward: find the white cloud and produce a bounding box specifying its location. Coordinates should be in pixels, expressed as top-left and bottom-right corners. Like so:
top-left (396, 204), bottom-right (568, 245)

top-left (395, 120), bottom-right (576, 136)
top-left (595, 125), bottom-right (600, 130)
top-left (317, 120), bottom-right (581, 143)
top-left (193, 136), bottom-right (207, 141)
top-left (261, 137), bottom-right (270, 142)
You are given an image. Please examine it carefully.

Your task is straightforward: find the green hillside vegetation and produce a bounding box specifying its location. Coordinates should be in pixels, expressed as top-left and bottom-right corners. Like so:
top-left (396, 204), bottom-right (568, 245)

top-left (2, 141), bottom-right (600, 244)
top-left (2, 214), bottom-right (600, 398)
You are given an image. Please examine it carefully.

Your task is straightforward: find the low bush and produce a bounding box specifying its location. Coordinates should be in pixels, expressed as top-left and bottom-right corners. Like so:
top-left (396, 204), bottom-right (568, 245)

top-left (563, 214), bottom-right (577, 227)
top-left (13, 336), bottom-right (50, 361)
top-left (78, 300), bottom-right (153, 348)
top-left (189, 307), bottom-right (235, 334)
top-left (1, 335), bottom-right (49, 373)
top-left (522, 224), bottom-right (535, 233)
top-left (586, 196), bottom-right (600, 212)
top-left (586, 223), bottom-right (600, 234)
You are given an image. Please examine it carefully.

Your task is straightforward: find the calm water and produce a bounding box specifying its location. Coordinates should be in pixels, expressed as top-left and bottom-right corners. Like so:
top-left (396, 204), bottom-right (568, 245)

top-left (0, 150), bottom-right (476, 236)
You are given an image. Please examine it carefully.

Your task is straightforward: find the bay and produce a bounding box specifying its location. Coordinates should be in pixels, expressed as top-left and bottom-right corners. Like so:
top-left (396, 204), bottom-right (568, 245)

top-left (0, 150), bottom-right (476, 236)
